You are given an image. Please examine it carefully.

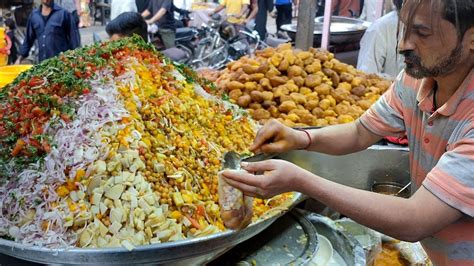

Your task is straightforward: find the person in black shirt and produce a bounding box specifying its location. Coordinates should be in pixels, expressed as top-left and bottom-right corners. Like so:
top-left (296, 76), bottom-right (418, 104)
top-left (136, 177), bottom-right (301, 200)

top-left (254, 0), bottom-right (273, 40)
top-left (4, 19), bottom-right (17, 65)
top-left (136, 0), bottom-right (151, 13)
top-left (141, 0), bottom-right (175, 49)
top-left (106, 11), bottom-right (186, 62)
top-left (106, 12), bottom-right (148, 41)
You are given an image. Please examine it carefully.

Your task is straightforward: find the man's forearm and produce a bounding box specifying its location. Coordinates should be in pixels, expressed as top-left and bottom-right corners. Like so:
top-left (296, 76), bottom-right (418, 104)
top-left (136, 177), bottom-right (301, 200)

top-left (213, 5), bottom-right (225, 14)
top-left (142, 9), bottom-right (151, 18)
top-left (237, 4), bottom-right (249, 18)
top-left (148, 8), bottom-right (167, 24)
top-left (247, 5), bottom-right (258, 21)
top-left (295, 171), bottom-right (461, 242)
top-left (307, 121), bottom-right (381, 155)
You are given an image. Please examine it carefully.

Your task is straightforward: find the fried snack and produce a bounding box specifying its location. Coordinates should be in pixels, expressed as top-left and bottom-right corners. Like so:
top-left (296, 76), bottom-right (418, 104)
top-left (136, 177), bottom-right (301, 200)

top-left (214, 44), bottom-right (392, 127)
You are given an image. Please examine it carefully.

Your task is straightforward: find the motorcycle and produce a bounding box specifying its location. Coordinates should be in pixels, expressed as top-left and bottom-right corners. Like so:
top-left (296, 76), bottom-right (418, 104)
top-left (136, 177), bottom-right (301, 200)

top-left (148, 6), bottom-right (197, 64)
top-left (190, 14), bottom-right (269, 69)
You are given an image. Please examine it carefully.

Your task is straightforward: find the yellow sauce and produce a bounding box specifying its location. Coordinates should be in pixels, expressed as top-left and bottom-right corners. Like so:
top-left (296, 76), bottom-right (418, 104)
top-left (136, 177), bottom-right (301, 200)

top-left (373, 243), bottom-right (410, 266)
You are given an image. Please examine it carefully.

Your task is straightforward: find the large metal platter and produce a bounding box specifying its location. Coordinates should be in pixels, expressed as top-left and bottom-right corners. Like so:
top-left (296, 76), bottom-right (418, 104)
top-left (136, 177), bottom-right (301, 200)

top-left (209, 208), bottom-right (319, 265)
top-left (281, 16), bottom-right (369, 45)
top-left (0, 193), bottom-right (304, 265)
top-left (302, 210), bottom-right (366, 266)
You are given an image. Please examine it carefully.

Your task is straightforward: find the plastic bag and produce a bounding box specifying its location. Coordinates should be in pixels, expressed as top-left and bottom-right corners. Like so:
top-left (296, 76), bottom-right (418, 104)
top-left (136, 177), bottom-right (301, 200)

top-left (218, 170), bottom-right (253, 230)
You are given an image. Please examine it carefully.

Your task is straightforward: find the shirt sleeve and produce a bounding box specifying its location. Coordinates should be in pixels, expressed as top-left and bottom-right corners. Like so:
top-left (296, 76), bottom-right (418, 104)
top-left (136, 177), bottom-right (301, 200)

top-left (423, 127), bottom-right (474, 217)
top-left (19, 13), bottom-right (36, 58)
top-left (357, 27), bottom-right (386, 76)
top-left (358, 72), bottom-right (406, 137)
top-left (65, 11), bottom-right (81, 49)
top-left (146, 0), bottom-right (153, 12)
top-left (162, 0), bottom-right (173, 11)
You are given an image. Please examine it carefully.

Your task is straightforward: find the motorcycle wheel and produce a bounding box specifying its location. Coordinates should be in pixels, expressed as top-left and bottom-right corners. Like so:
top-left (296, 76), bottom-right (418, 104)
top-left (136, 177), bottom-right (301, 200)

top-left (175, 43), bottom-right (194, 64)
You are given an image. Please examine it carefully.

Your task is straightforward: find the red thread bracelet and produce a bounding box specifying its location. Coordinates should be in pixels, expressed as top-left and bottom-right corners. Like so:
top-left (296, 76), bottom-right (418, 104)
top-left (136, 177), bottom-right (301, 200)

top-left (297, 129), bottom-right (312, 150)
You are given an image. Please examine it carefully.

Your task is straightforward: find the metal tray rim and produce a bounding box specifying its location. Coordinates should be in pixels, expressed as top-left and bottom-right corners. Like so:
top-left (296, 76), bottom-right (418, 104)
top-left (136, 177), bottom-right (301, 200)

top-left (0, 193), bottom-right (304, 264)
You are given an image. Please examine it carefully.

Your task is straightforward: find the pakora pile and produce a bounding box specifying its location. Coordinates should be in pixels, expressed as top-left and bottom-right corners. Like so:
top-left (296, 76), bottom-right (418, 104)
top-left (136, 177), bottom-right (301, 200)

top-left (213, 44), bottom-right (392, 127)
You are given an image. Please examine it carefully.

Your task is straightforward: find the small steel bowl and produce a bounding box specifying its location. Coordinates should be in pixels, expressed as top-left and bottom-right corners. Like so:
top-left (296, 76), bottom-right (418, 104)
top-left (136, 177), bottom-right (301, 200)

top-left (371, 182), bottom-right (410, 198)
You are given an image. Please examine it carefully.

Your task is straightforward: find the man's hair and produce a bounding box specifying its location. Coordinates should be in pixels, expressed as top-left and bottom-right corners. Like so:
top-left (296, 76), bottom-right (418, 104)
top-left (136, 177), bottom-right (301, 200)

top-left (4, 18), bottom-right (15, 30)
top-left (403, 0), bottom-right (474, 40)
top-left (443, 0), bottom-right (474, 39)
top-left (106, 12), bottom-right (148, 41)
top-left (393, 0), bottom-right (403, 11)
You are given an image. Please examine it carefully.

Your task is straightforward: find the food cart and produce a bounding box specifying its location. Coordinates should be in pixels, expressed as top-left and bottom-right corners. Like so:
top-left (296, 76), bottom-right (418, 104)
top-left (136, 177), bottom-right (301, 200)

top-left (0, 2), bottom-right (431, 263)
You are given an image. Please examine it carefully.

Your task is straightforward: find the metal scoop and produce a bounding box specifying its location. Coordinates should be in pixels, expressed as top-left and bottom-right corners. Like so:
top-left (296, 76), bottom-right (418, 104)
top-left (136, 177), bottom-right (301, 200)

top-left (222, 151), bottom-right (277, 170)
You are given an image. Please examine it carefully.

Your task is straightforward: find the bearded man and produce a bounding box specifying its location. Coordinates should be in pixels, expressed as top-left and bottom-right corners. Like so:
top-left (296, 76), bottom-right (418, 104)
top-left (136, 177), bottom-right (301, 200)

top-left (17, 0), bottom-right (80, 63)
top-left (222, 0), bottom-right (474, 264)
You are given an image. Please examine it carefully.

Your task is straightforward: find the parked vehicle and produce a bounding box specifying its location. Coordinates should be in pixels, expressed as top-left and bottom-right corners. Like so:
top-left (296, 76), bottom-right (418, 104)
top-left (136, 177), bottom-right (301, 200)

top-left (190, 14), bottom-right (270, 69)
top-left (148, 6), bottom-right (197, 64)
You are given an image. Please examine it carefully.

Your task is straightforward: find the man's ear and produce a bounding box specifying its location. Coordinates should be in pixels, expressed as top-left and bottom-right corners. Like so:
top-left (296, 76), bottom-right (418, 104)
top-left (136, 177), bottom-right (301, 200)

top-left (465, 27), bottom-right (474, 51)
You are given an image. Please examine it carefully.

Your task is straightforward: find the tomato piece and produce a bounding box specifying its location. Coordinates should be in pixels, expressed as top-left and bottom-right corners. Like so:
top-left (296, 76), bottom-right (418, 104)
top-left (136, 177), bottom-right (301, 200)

top-left (11, 138), bottom-right (26, 156)
top-left (31, 106), bottom-right (44, 117)
top-left (32, 125), bottom-right (44, 135)
top-left (60, 114), bottom-right (71, 123)
top-left (196, 205), bottom-right (206, 217)
top-left (29, 138), bottom-right (42, 149)
top-left (149, 97), bottom-right (166, 106)
top-left (184, 214), bottom-right (201, 230)
top-left (138, 147), bottom-right (146, 156)
top-left (28, 77), bottom-right (43, 87)
top-left (42, 141), bottom-right (51, 153)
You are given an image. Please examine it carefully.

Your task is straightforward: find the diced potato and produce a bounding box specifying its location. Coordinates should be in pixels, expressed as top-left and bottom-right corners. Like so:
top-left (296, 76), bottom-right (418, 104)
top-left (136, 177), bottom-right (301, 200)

top-left (121, 240), bottom-right (135, 251)
top-left (105, 184), bottom-right (125, 200)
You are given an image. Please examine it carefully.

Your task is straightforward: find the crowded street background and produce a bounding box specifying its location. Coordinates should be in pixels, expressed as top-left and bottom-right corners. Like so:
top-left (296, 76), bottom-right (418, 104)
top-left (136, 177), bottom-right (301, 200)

top-left (0, 0), bottom-right (397, 69)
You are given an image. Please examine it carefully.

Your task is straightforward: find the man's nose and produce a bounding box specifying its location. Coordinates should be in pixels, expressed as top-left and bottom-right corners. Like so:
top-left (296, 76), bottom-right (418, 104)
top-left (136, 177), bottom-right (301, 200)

top-left (398, 35), bottom-right (416, 52)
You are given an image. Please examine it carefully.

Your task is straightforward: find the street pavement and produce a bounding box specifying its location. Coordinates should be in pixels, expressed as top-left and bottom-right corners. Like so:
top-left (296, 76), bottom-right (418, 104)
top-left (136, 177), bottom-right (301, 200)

top-left (80, 24), bottom-right (108, 46)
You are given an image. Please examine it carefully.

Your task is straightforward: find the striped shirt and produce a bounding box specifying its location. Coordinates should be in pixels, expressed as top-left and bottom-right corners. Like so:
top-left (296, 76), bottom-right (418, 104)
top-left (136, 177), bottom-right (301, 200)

top-left (359, 69), bottom-right (474, 265)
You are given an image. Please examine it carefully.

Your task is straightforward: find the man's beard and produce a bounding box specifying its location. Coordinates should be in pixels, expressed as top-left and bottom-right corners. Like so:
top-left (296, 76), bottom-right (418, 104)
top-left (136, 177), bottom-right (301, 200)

top-left (42, 1), bottom-right (53, 7)
top-left (400, 42), bottom-right (463, 79)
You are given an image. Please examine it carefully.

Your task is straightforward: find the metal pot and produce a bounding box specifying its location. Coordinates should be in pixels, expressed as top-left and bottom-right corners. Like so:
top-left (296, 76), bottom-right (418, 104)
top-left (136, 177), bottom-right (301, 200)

top-left (281, 16), bottom-right (370, 45)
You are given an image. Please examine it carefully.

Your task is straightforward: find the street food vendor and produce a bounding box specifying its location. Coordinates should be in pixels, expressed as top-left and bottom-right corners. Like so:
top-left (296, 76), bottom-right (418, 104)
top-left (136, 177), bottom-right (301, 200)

top-left (357, 0), bottom-right (405, 79)
top-left (222, 0), bottom-right (474, 264)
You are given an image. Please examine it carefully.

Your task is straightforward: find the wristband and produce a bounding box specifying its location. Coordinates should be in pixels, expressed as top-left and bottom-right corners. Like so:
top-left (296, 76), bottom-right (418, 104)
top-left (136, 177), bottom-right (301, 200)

top-left (297, 129), bottom-right (312, 150)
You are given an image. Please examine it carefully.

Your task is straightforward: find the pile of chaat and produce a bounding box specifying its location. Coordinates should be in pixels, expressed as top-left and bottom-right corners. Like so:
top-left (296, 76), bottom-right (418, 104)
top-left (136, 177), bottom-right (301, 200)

top-left (0, 37), bottom-right (291, 250)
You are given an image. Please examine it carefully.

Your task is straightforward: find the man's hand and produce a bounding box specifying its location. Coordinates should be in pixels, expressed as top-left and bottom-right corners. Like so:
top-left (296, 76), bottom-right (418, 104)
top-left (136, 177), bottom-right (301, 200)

top-left (251, 119), bottom-right (309, 153)
top-left (221, 159), bottom-right (308, 198)
top-left (145, 19), bottom-right (153, 25)
top-left (14, 57), bottom-right (22, 65)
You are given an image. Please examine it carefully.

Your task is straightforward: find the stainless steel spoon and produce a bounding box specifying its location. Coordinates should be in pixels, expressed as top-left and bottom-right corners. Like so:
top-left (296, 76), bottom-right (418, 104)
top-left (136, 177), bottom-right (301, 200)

top-left (222, 151), bottom-right (277, 170)
top-left (394, 182), bottom-right (411, 197)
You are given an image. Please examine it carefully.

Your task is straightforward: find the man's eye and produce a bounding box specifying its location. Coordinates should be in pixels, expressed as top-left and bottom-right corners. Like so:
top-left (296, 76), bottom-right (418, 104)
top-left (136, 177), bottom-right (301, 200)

top-left (416, 30), bottom-right (430, 37)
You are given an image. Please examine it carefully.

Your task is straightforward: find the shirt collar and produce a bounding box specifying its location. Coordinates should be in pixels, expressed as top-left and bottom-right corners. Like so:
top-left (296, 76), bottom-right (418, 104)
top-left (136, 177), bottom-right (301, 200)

top-left (35, 3), bottom-right (62, 14)
top-left (416, 69), bottom-right (474, 116)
